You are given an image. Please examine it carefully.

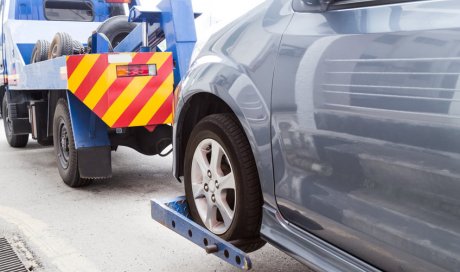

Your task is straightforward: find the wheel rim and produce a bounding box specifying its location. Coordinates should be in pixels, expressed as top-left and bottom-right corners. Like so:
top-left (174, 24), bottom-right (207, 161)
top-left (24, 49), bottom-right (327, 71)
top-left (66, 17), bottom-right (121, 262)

top-left (191, 139), bottom-right (236, 235)
top-left (31, 50), bottom-right (38, 63)
top-left (51, 45), bottom-right (59, 59)
top-left (57, 118), bottom-right (70, 169)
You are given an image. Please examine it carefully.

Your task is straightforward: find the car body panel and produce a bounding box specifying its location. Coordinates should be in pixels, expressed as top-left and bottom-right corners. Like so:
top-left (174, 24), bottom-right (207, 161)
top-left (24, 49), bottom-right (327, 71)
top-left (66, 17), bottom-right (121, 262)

top-left (174, 0), bottom-right (293, 207)
top-left (175, 0), bottom-right (460, 271)
top-left (272, 0), bottom-right (460, 271)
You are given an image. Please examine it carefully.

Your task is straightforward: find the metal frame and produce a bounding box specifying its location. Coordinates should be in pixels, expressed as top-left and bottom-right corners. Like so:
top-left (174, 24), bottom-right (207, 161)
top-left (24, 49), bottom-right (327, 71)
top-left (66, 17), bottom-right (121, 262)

top-left (151, 197), bottom-right (253, 271)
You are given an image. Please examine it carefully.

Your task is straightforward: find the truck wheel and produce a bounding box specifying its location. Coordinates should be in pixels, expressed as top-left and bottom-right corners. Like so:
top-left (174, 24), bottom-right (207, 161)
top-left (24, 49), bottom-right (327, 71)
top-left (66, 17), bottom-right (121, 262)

top-left (184, 114), bottom-right (265, 252)
top-left (53, 99), bottom-right (91, 187)
top-left (2, 94), bottom-right (28, 148)
top-left (72, 40), bottom-right (84, 54)
top-left (96, 15), bottom-right (137, 47)
top-left (48, 32), bottom-right (73, 59)
top-left (31, 40), bottom-right (50, 63)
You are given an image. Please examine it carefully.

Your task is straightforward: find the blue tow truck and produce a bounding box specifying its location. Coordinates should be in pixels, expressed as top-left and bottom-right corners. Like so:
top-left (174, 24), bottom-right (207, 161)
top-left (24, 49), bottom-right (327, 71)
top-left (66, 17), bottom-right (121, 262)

top-left (0, 0), bottom-right (196, 186)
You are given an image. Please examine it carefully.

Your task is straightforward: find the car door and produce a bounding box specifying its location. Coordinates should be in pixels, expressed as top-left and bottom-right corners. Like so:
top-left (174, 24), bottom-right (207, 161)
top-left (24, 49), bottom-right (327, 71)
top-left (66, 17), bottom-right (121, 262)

top-left (271, 0), bottom-right (460, 271)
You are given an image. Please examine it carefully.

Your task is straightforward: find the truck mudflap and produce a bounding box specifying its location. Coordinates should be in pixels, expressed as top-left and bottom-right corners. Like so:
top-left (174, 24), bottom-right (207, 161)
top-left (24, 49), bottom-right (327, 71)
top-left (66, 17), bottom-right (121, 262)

top-left (151, 197), bottom-right (253, 271)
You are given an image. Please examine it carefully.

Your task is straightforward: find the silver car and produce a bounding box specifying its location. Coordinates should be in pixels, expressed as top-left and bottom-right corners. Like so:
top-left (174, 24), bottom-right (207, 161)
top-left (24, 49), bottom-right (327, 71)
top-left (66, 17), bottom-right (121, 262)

top-left (173, 0), bottom-right (460, 271)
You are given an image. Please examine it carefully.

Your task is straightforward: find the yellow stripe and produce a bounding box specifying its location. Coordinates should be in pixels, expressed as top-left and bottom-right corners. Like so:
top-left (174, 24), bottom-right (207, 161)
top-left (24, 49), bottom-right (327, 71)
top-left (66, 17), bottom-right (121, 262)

top-left (83, 65), bottom-right (117, 109)
top-left (101, 53), bottom-right (172, 127)
top-left (129, 73), bottom-right (174, 127)
top-left (83, 53), bottom-right (142, 109)
top-left (164, 113), bottom-right (173, 124)
top-left (67, 54), bottom-right (100, 93)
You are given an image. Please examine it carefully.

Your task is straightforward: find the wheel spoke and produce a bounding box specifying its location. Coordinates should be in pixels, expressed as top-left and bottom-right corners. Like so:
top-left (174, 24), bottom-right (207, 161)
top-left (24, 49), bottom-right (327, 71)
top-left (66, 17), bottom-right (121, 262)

top-left (210, 141), bottom-right (223, 176)
top-left (218, 172), bottom-right (235, 191)
top-left (192, 183), bottom-right (206, 199)
top-left (193, 148), bottom-right (209, 178)
top-left (204, 202), bottom-right (216, 231)
top-left (216, 194), bottom-right (234, 227)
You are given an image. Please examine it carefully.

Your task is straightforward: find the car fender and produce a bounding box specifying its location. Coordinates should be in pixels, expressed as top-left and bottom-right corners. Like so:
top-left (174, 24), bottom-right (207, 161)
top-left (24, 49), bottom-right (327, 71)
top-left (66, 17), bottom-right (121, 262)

top-left (175, 56), bottom-right (276, 207)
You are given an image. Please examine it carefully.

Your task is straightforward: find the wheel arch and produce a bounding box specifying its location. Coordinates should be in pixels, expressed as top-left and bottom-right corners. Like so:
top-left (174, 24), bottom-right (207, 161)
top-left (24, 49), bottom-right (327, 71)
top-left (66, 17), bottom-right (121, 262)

top-left (174, 92), bottom-right (236, 179)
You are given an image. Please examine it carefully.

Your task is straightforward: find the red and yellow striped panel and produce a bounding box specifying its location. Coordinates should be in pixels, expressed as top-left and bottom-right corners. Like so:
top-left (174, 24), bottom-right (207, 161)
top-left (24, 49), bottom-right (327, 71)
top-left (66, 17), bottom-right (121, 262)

top-left (66, 52), bottom-right (174, 128)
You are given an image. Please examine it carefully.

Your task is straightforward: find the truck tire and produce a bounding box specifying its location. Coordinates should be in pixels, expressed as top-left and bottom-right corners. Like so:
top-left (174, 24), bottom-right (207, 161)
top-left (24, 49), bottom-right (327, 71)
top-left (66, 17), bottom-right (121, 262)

top-left (86, 33), bottom-right (113, 53)
top-left (184, 114), bottom-right (265, 252)
top-left (72, 40), bottom-right (84, 54)
top-left (2, 94), bottom-right (28, 148)
top-left (96, 15), bottom-right (137, 47)
top-left (53, 99), bottom-right (92, 187)
top-left (30, 40), bottom-right (50, 63)
top-left (48, 32), bottom-right (73, 59)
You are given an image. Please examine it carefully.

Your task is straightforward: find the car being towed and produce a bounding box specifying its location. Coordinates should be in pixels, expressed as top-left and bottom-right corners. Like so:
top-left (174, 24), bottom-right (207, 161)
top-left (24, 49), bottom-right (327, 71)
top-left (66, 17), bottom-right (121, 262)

top-left (172, 0), bottom-right (460, 271)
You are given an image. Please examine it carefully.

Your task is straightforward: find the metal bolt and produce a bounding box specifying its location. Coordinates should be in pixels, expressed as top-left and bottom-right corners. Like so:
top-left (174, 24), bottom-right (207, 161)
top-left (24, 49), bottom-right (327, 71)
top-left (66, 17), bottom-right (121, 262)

top-left (211, 194), bottom-right (216, 202)
top-left (204, 184), bottom-right (209, 192)
top-left (215, 180), bottom-right (219, 189)
top-left (207, 170), bottom-right (212, 178)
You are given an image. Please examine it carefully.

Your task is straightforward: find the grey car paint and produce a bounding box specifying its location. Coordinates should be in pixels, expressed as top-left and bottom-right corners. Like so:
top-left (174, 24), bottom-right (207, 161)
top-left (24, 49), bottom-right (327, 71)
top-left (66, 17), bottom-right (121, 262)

top-left (174, 0), bottom-right (294, 208)
top-left (174, 0), bottom-right (460, 271)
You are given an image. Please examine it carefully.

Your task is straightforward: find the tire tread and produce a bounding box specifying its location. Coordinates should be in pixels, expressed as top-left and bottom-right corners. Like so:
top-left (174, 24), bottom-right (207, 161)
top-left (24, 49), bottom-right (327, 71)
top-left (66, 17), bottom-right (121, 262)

top-left (184, 113), bottom-right (265, 252)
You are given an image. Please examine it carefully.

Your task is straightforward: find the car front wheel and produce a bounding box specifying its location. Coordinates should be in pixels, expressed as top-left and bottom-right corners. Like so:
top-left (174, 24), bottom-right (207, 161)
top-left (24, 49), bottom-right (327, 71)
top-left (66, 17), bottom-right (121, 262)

top-left (184, 114), bottom-right (265, 252)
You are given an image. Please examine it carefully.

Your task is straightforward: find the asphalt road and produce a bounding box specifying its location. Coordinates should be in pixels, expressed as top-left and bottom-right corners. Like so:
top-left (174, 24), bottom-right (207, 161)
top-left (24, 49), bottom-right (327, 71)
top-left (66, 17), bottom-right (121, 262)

top-left (0, 121), bottom-right (308, 272)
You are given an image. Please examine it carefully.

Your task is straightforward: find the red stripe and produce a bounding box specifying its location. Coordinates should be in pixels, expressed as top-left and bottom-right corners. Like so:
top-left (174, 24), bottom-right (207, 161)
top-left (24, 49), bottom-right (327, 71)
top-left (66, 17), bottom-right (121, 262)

top-left (92, 77), bottom-right (132, 117)
top-left (91, 53), bottom-right (155, 118)
top-left (131, 52), bottom-right (154, 64)
top-left (147, 93), bottom-right (174, 125)
top-left (66, 55), bottom-right (85, 78)
top-left (111, 56), bottom-right (173, 128)
top-left (73, 55), bottom-right (108, 100)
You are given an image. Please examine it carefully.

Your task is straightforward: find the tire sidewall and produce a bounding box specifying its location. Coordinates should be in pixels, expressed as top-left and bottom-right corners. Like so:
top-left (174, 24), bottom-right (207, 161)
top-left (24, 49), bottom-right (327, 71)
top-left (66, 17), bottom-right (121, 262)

top-left (184, 117), bottom-right (246, 241)
top-left (2, 93), bottom-right (28, 147)
top-left (53, 100), bottom-right (79, 186)
top-left (2, 94), bottom-right (12, 141)
top-left (49, 33), bottom-right (73, 59)
top-left (96, 16), bottom-right (137, 47)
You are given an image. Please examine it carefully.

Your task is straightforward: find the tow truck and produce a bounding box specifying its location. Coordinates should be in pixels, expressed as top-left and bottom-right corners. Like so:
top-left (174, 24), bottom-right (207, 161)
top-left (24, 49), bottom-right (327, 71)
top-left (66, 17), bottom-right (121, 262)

top-left (1, 0), bottom-right (256, 269)
top-left (1, 0), bottom-right (196, 186)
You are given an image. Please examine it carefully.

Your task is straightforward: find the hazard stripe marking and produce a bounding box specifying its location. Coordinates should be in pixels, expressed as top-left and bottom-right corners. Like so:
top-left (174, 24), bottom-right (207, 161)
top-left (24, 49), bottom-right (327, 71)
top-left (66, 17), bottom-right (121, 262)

top-left (102, 76), bottom-right (153, 126)
top-left (68, 54), bottom-right (100, 91)
top-left (74, 55), bottom-right (108, 99)
top-left (147, 92), bottom-right (174, 125)
top-left (113, 56), bottom-right (173, 127)
top-left (128, 73), bottom-right (173, 127)
top-left (66, 55), bottom-right (85, 78)
top-left (89, 53), bottom-right (155, 113)
top-left (102, 53), bottom-right (172, 127)
top-left (66, 52), bottom-right (174, 128)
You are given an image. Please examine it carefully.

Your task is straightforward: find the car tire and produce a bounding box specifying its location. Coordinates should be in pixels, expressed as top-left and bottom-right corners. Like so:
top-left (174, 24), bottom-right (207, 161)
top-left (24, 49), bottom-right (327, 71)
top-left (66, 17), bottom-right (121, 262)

top-left (48, 32), bottom-right (74, 59)
top-left (53, 99), bottom-right (92, 187)
top-left (184, 114), bottom-right (265, 252)
top-left (30, 40), bottom-right (50, 63)
top-left (96, 15), bottom-right (137, 48)
top-left (2, 94), bottom-right (28, 148)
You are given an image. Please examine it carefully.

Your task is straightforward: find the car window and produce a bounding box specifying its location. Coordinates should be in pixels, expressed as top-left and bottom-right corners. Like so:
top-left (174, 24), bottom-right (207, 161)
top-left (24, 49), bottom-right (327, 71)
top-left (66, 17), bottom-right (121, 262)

top-left (44, 0), bottom-right (94, 21)
top-left (293, 0), bottom-right (421, 12)
top-left (331, 0), bottom-right (420, 10)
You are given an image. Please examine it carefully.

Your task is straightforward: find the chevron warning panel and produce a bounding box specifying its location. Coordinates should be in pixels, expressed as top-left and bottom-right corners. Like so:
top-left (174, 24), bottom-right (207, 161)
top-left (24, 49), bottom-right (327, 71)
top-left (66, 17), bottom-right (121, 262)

top-left (66, 52), bottom-right (174, 128)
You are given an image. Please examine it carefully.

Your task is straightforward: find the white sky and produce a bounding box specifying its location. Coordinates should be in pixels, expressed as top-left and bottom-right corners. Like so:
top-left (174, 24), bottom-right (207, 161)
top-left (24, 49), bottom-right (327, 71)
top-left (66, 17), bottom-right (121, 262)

top-left (139, 0), bottom-right (264, 41)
